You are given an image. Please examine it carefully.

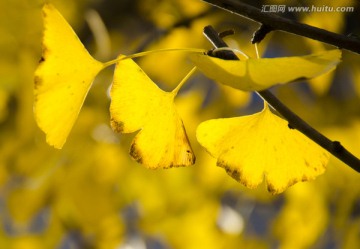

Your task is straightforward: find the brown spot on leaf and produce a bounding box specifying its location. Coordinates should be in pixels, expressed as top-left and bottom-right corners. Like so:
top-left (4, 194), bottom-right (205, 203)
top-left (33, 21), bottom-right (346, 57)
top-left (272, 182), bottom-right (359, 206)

top-left (267, 179), bottom-right (296, 195)
top-left (130, 143), bottom-right (143, 164)
top-left (40, 46), bottom-right (49, 60)
top-left (301, 175), bottom-right (310, 182)
top-left (288, 179), bottom-right (297, 187)
top-left (221, 164), bottom-right (241, 182)
top-left (267, 183), bottom-right (276, 194)
top-left (179, 121), bottom-right (196, 165)
top-left (228, 169), bottom-right (240, 181)
top-left (165, 163), bottom-right (174, 169)
top-left (189, 154), bottom-right (196, 164)
top-left (217, 159), bottom-right (226, 168)
top-left (182, 150), bottom-right (196, 166)
top-left (110, 118), bottom-right (124, 133)
top-left (34, 75), bottom-right (42, 90)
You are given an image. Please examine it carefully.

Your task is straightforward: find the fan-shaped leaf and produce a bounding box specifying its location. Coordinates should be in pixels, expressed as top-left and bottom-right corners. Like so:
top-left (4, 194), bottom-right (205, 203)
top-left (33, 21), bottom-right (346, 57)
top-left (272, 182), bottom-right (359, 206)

top-left (34, 4), bottom-right (104, 148)
top-left (190, 49), bottom-right (341, 91)
top-left (110, 57), bottom-right (195, 169)
top-left (196, 103), bottom-right (330, 194)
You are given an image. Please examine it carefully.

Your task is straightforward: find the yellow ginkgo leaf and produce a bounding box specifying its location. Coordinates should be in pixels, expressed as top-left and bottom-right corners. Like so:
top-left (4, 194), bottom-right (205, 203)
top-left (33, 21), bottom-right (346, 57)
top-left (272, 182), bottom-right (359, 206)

top-left (110, 56), bottom-right (195, 169)
top-left (34, 4), bottom-right (104, 149)
top-left (190, 49), bottom-right (341, 91)
top-left (196, 103), bottom-right (330, 194)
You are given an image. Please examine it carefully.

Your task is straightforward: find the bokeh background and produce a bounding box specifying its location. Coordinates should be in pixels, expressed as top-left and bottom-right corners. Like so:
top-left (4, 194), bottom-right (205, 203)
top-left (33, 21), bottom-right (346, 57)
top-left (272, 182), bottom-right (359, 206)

top-left (1, 0), bottom-right (360, 248)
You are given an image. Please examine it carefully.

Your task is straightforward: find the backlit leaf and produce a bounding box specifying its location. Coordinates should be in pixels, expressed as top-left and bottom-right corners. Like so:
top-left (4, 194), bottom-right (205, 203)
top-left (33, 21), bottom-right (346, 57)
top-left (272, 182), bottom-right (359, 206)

top-left (110, 56), bottom-right (195, 169)
top-left (190, 49), bottom-right (341, 91)
top-left (34, 4), bottom-right (104, 149)
top-left (196, 103), bottom-right (330, 194)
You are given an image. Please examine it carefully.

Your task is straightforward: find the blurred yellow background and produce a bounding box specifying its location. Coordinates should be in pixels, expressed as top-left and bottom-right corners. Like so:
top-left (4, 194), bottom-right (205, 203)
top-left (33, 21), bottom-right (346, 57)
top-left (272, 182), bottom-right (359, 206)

top-left (0, 0), bottom-right (360, 248)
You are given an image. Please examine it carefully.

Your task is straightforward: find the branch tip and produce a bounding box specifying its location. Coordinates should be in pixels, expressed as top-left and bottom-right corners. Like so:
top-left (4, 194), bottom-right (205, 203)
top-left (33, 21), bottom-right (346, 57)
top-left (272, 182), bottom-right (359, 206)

top-left (252, 24), bottom-right (273, 44)
top-left (219, 29), bottom-right (235, 38)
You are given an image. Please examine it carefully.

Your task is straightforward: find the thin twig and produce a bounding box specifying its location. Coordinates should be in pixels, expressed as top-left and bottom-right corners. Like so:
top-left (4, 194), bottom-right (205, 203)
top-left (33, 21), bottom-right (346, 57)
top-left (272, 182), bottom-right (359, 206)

top-left (202, 0), bottom-right (360, 54)
top-left (203, 25), bottom-right (360, 173)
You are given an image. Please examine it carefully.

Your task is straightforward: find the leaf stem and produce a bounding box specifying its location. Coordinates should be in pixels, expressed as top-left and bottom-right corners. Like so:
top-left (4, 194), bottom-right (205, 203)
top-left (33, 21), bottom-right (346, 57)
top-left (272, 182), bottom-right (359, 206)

top-left (172, 67), bottom-right (198, 95)
top-left (102, 48), bottom-right (206, 68)
top-left (201, 0), bottom-right (360, 54)
top-left (203, 25), bottom-right (360, 173)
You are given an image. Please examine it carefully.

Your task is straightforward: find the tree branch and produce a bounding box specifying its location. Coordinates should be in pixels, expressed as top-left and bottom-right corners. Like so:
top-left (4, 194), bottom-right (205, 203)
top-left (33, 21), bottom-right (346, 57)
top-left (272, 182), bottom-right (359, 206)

top-left (203, 25), bottom-right (360, 173)
top-left (202, 0), bottom-right (360, 54)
